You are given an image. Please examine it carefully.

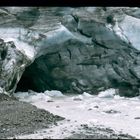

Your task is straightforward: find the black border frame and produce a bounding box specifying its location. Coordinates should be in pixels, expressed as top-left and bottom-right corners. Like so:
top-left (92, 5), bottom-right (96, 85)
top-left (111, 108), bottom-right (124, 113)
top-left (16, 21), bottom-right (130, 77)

top-left (0, 0), bottom-right (140, 7)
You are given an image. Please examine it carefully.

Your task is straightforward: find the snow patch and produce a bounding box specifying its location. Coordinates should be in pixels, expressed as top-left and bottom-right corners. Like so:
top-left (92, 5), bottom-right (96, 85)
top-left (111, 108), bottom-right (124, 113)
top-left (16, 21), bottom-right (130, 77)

top-left (98, 88), bottom-right (117, 98)
top-left (120, 15), bottom-right (140, 50)
top-left (44, 90), bottom-right (64, 97)
top-left (82, 92), bottom-right (92, 97)
top-left (0, 28), bottom-right (36, 59)
top-left (13, 89), bottom-right (140, 139)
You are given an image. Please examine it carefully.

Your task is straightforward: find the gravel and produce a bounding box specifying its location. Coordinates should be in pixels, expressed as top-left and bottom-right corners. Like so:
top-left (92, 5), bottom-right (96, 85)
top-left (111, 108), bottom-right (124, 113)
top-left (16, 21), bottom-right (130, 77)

top-left (65, 124), bottom-right (136, 139)
top-left (0, 94), bottom-right (64, 138)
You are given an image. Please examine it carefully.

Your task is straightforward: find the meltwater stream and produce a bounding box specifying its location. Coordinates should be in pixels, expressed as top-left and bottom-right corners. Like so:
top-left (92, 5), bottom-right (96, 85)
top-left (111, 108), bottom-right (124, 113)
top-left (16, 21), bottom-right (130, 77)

top-left (12, 89), bottom-right (140, 139)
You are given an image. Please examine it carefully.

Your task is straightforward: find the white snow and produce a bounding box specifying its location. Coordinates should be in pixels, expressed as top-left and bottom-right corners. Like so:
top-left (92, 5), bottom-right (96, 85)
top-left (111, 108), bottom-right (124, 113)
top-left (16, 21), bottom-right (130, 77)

top-left (112, 21), bottom-right (130, 44)
top-left (0, 28), bottom-right (36, 60)
top-left (44, 90), bottom-right (64, 97)
top-left (14, 40), bottom-right (36, 60)
top-left (14, 91), bottom-right (53, 103)
top-left (119, 15), bottom-right (140, 50)
top-left (98, 88), bottom-right (117, 98)
top-left (83, 92), bottom-right (92, 97)
top-left (12, 89), bottom-right (140, 139)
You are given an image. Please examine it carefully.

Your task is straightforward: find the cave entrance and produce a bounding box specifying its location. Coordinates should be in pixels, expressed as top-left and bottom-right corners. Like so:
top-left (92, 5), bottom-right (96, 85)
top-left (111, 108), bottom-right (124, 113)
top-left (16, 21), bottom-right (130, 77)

top-left (15, 53), bottom-right (70, 94)
top-left (15, 58), bottom-right (52, 93)
top-left (15, 65), bottom-right (41, 92)
top-left (15, 72), bottom-right (38, 92)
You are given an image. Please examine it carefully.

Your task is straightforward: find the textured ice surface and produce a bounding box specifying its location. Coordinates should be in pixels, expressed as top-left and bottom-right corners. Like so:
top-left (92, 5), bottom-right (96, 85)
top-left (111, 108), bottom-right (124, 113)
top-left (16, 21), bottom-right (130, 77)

top-left (13, 89), bottom-right (140, 139)
top-left (120, 15), bottom-right (140, 50)
top-left (98, 88), bottom-right (117, 98)
top-left (44, 90), bottom-right (64, 97)
top-left (0, 28), bottom-right (36, 59)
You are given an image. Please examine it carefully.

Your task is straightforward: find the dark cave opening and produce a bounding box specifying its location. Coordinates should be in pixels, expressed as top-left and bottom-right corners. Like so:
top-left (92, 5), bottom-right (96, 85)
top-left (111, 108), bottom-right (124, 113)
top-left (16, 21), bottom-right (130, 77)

top-left (15, 60), bottom-right (51, 93)
top-left (15, 56), bottom-right (57, 93)
top-left (15, 74), bottom-right (38, 92)
top-left (15, 53), bottom-right (72, 93)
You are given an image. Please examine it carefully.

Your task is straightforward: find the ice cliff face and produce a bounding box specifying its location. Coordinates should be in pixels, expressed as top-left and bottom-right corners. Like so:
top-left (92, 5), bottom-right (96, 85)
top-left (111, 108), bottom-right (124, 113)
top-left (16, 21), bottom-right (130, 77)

top-left (1, 7), bottom-right (140, 97)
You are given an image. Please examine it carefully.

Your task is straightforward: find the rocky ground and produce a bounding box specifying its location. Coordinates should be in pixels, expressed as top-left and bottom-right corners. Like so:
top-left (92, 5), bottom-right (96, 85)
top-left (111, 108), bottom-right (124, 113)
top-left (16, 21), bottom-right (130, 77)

top-left (0, 94), bottom-right (64, 139)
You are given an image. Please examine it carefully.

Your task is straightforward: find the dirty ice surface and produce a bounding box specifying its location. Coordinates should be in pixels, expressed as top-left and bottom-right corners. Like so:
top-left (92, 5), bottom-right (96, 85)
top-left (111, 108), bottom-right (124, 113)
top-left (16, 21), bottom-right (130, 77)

top-left (13, 89), bottom-right (140, 139)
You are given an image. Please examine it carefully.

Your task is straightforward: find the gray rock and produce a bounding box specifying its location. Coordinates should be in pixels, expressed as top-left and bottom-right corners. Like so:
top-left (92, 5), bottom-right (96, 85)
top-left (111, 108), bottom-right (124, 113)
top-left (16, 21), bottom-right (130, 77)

top-left (1, 7), bottom-right (140, 97)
